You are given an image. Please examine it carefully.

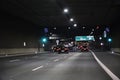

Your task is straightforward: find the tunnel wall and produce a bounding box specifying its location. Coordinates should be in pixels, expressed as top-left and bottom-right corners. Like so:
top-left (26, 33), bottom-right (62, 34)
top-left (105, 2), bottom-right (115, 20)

top-left (112, 34), bottom-right (120, 48)
top-left (0, 10), bottom-right (45, 55)
top-left (111, 24), bottom-right (120, 53)
top-left (0, 48), bottom-right (44, 56)
top-left (111, 48), bottom-right (120, 53)
top-left (0, 10), bottom-right (43, 48)
top-left (111, 24), bottom-right (120, 52)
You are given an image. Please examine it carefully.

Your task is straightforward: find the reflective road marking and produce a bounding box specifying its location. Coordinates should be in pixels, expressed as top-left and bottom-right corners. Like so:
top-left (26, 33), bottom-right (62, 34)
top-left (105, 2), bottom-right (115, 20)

top-left (32, 65), bottom-right (44, 71)
top-left (54, 59), bottom-right (59, 62)
top-left (91, 51), bottom-right (120, 80)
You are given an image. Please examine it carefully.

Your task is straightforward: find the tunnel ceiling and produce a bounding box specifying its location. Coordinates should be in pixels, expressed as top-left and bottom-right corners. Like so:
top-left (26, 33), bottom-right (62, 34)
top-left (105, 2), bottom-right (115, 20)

top-left (2, 0), bottom-right (120, 28)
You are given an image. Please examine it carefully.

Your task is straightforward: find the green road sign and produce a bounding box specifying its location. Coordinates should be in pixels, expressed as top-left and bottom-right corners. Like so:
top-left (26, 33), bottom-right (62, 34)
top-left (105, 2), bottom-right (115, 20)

top-left (75, 36), bottom-right (95, 41)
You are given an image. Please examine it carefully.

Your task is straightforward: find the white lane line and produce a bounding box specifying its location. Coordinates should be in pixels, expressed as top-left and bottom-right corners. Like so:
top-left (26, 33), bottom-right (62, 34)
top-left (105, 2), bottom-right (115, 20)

top-left (9, 59), bottom-right (20, 62)
top-left (91, 51), bottom-right (120, 80)
top-left (32, 65), bottom-right (44, 71)
top-left (54, 59), bottom-right (59, 62)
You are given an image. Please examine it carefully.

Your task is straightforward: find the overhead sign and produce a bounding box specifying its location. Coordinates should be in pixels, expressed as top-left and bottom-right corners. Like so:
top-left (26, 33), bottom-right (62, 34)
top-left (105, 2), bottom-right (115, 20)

top-left (75, 36), bottom-right (95, 41)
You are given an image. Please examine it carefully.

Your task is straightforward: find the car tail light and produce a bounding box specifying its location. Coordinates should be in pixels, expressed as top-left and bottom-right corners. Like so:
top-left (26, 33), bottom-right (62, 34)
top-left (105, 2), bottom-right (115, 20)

top-left (65, 48), bottom-right (68, 50)
top-left (57, 48), bottom-right (61, 50)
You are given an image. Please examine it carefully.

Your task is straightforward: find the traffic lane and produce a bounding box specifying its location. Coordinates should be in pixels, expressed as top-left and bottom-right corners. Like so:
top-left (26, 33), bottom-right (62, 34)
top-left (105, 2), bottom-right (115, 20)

top-left (0, 52), bottom-right (73, 80)
top-left (95, 51), bottom-right (120, 78)
top-left (0, 53), bottom-right (57, 72)
top-left (0, 52), bottom-right (69, 64)
top-left (8, 52), bottom-right (111, 80)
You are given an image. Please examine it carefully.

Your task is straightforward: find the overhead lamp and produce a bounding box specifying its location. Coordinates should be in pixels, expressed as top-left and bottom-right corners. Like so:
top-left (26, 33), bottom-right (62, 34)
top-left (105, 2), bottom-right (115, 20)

top-left (99, 37), bottom-right (102, 40)
top-left (70, 18), bottom-right (74, 22)
top-left (50, 33), bottom-right (52, 35)
top-left (90, 32), bottom-right (93, 35)
top-left (74, 24), bottom-right (77, 27)
top-left (68, 27), bottom-right (71, 29)
top-left (64, 8), bottom-right (69, 13)
top-left (83, 27), bottom-right (85, 29)
top-left (54, 27), bottom-right (56, 30)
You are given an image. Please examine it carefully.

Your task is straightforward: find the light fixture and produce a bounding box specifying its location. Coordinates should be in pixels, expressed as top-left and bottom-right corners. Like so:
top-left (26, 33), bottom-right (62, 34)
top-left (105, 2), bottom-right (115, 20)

top-left (99, 37), bottom-right (102, 40)
top-left (90, 32), bottom-right (93, 35)
top-left (70, 18), bottom-right (74, 22)
top-left (50, 33), bottom-right (52, 35)
top-left (54, 27), bottom-right (56, 30)
top-left (83, 27), bottom-right (85, 29)
top-left (68, 27), bottom-right (71, 29)
top-left (64, 8), bottom-right (69, 13)
top-left (74, 24), bottom-right (77, 27)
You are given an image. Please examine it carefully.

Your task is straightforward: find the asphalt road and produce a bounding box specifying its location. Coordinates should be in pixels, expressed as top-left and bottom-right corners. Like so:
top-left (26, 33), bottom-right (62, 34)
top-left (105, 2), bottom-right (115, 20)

top-left (0, 51), bottom-right (120, 80)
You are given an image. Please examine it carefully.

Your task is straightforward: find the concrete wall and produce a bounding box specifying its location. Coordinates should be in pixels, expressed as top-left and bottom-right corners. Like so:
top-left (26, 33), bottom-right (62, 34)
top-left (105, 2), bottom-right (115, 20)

top-left (111, 48), bottom-right (120, 53)
top-left (0, 48), bottom-right (44, 55)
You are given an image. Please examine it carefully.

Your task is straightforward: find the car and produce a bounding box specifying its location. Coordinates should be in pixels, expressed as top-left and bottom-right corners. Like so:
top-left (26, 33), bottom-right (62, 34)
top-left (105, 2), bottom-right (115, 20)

top-left (78, 45), bottom-right (83, 50)
top-left (80, 45), bottom-right (89, 52)
top-left (52, 45), bottom-right (69, 53)
top-left (57, 46), bottom-right (69, 54)
top-left (52, 46), bottom-right (58, 52)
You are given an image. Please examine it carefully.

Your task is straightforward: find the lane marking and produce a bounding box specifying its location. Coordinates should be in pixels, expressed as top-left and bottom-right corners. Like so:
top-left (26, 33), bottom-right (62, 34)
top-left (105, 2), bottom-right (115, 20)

top-left (9, 59), bottom-right (20, 62)
top-left (91, 51), bottom-right (120, 80)
top-left (32, 65), bottom-right (44, 71)
top-left (54, 59), bottom-right (59, 62)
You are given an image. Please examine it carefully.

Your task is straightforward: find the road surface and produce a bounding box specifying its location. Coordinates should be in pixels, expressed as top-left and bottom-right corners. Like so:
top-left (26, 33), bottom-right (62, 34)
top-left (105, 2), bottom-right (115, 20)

top-left (0, 51), bottom-right (120, 80)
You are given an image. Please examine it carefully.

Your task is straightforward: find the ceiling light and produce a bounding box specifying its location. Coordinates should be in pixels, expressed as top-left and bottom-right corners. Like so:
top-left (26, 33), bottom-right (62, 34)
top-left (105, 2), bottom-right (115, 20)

top-left (83, 27), bottom-right (85, 29)
top-left (54, 27), bottom-right (56, 30)
top-left (68, 27), bottom-right (71, 29)
top-left (64, 8), bottom-right (69, 13)
top-left (74, 24), bottom-right (77, 27)
top-left (70, 18), bottom-right (74, 22)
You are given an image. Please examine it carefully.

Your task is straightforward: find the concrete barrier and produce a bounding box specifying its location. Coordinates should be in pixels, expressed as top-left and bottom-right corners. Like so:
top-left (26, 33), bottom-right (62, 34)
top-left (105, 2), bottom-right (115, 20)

top-left (0, 48), bottom-right (44, 56)
top-left (111, 48), bottom-right (120, 53)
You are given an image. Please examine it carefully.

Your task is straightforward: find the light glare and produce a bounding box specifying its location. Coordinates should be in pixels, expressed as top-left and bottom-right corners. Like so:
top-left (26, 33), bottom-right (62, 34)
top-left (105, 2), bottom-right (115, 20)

top-left (64, 8), bottom-right (68, 13)
top-left (74, 24), bottom-right (77, 27)
top-left (70, 18), bottom-right (74, 22)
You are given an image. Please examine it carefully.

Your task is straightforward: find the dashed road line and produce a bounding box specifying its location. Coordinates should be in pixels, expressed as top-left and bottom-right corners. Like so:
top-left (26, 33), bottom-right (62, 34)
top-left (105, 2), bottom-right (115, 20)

top-left (54, 59), bottom-right (59, 62)
top-left (32, 65), bottom-right (44, 71)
